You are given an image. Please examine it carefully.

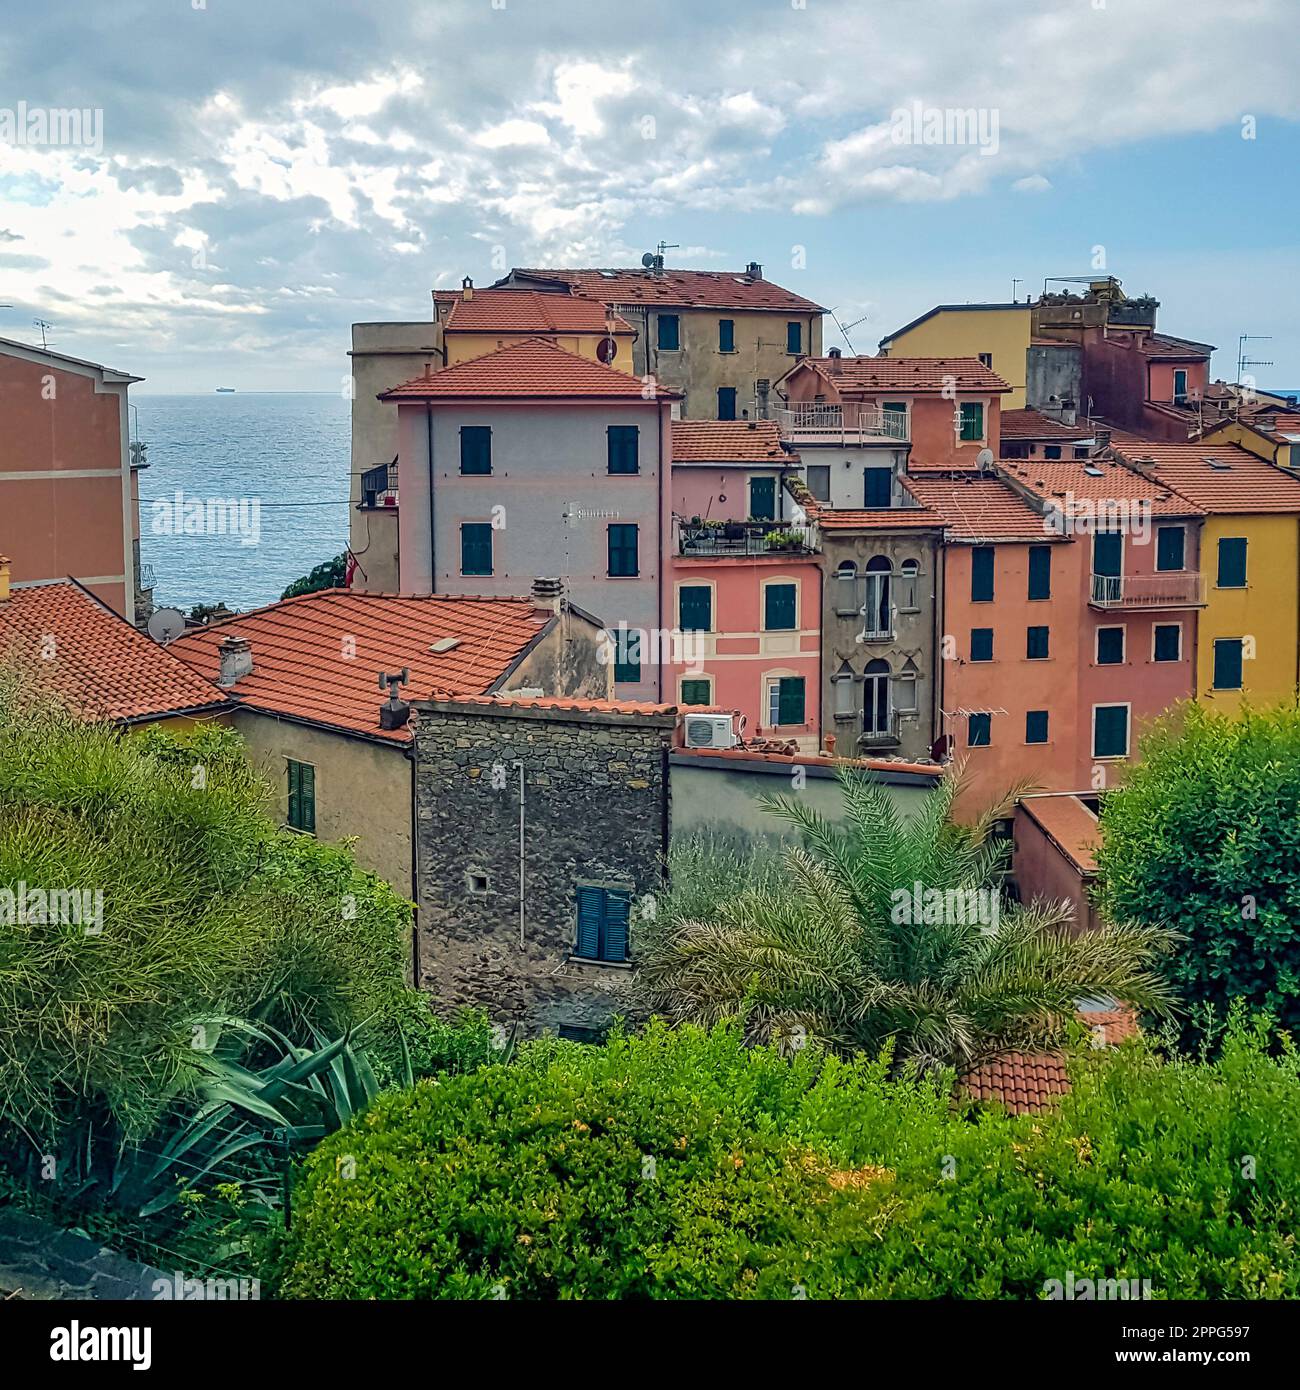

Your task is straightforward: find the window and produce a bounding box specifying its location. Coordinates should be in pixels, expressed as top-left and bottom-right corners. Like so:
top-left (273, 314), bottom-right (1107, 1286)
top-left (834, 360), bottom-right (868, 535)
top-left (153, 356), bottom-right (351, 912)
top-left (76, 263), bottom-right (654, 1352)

top-left (1217, 537), bottom-right (1247, 588)
top-left (459, 426), bottom-right (492, 475)
top-left (897, 558), bottom-right (920, 610)
top-left (882, 401), bottom-right (908, 436)
top-left (286, 759), bottom-right (315, 834)
top-left (863, 468), bottom-right (892, 508)
top-left (968, 712), bottom-right (991, 747)
top-left (1025, 710), bottom-right (1048, 744)
top-left (460, 522), bottom-right (493, 576)
top-left (978, 352), bottom-right (993, 369)
top-left (863, 557), bottom-right (892, 638)
top-left (1153, 624), bottom-right (1181, 662)
top-left (749, 476), bottom-right (776, 521)
top-left (680, 677), bottom-right (712, 706)
top-left (833, 663), bottom-right (857, 718)
top-left (1028, 545), bottom-right (1051, 600)
top-left (607, 425), bottom-right (639, 475)
top-left (893, 671), bottom-right (918, 713)
top-left (1156, 525), bottom-right (1185, 572)
top-left (835, 561), bottom-right (859, 616)
top-left (1173, 368), bottom-right (1188, 404)
top-left (1093, 705), bottom-right (1129, 759)
top-left (971, 547), bottom-right (994, 602)
top-left (717, 387), bottom-right (737, 421)
top-left (970, 628), bottom-right (994, 662)
top-left (786, 321), bottom-right (802, 355)
top-left (1043, 445), bottom-right (1062, 460)
top-left (806, 464), bottom-right (831, 502)
top-left (613, 628), bottom-right (640, 684)
top-left (1073, 445), bottom-right (1090, 459)
top-left (1213, 638), bottom-right (1244, 690)
top-left (764, 582), bottom-right (797, 631)
top-left (864, 659), bottom-right (891, 735)
top-left (959, 402), bottom-right (985, 442)
top-left (608, 523), bottom-right (639, 577)
top-left (768, 676), bottom-right (805, 727)
top-left (1096, 626), bottom-right (1125, 665)
top-left (1093, 531), bottom-right (1122, 578)
top-left (1026, 625), bottom-right (1050, 660)
top-left (657, 314), bottom-right (679, 351)
top-left (678, 584), bottom-right (712, 631)
top-left (718, 319), bottom-right (735, 352)
top-left (466, 872), bottom-right (490, 894)
top-left (574, 885), bottom-right (631, 963)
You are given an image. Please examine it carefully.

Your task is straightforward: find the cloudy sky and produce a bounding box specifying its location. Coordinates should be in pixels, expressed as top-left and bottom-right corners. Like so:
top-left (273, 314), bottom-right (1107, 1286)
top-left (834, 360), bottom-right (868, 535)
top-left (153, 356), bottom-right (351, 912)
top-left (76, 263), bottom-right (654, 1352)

top-left (2, 0), bottom-right (1298, 392)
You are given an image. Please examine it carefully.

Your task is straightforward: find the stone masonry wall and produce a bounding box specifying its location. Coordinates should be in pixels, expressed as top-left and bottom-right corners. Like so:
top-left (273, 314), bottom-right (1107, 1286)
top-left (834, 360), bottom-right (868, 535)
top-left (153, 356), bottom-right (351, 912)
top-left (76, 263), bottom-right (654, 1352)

top-left (412, 700), bottom-right (673, 1036)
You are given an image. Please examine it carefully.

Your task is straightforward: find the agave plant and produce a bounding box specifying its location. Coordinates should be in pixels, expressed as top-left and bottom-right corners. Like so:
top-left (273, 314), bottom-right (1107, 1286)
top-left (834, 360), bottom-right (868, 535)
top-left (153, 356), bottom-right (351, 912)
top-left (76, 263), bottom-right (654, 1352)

top-left (639, 767), bottom-right (1179, 1075)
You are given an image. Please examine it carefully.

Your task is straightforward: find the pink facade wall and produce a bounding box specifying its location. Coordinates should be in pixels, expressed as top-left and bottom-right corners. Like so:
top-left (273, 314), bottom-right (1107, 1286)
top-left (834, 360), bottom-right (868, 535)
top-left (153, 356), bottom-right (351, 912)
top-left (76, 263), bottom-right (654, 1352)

top-left (1012, 804), bottom-right (1101, 935)
top-left (671, 466), bottom-right (794, 523)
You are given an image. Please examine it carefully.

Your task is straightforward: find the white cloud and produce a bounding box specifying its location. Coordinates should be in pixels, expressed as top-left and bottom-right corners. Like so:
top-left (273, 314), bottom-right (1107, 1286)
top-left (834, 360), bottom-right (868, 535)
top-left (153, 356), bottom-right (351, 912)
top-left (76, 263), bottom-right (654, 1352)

top-left (1012, 174), bottom-right (1052, 194)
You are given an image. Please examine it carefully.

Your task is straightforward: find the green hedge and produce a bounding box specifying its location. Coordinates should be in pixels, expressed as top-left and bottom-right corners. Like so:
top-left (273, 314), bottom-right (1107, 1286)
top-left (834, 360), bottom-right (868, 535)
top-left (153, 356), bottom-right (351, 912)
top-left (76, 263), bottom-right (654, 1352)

top-left (276, 1018), bottom-right (1300, 1299)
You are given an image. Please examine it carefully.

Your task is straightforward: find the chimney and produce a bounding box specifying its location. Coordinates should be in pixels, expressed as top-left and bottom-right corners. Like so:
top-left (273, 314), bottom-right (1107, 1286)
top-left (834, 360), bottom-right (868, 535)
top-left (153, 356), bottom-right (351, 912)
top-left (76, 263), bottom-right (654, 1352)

top-left (746, 261), bottom-right (763, 280)
top-left (531, 576), bottom-right (564, 617)
top-left (1093, 426), bottom-right (1112, 453)
top-left (0, 555), bottom-right (10, 604)
top-left (461, 276), bottom-right (474, 301)
top-left (217, 634), bottom-right (253, 687)
top-left (378, 667), bottom-right (411, 730)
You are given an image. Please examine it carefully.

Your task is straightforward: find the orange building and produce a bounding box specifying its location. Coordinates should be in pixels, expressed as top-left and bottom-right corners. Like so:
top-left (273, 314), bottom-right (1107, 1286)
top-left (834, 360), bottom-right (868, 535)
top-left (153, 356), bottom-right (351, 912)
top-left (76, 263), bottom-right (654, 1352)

top-left (0, 336), bottom-right (146, 623)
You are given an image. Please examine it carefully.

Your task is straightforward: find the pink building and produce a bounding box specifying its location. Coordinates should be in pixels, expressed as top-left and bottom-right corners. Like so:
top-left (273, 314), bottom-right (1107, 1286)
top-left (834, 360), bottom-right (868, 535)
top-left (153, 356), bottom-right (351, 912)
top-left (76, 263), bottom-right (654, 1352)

top-left (668, 422), bottom-right (821, 749)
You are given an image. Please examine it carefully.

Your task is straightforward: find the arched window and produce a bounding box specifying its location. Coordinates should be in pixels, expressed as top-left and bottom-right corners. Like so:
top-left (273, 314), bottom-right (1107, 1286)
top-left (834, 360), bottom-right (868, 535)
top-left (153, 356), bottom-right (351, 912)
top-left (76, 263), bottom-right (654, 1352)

top-left (832, 660), bottom-right (857, 719)
top-left (863, 556), bottom-right (892, 639)
top-left (864, 658), bottom-right (891, 736)
top-left (835, 560), bottom-right (859, 616)
top-left (897, 557), bottom-right (920, 612)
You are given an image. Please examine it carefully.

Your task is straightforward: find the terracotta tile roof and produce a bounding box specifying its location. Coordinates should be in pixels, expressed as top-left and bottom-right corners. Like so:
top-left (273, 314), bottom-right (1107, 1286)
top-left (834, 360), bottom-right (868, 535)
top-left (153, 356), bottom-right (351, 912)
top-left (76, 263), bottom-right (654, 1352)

top-left (0, 581), bottom-right (226, 722)
top-left (1114, 442), bottom-right (1300, 514)
top-left (999, 408), bottom-right (1094, 441)
top-left (425, 692), bottom-right (676, 717)
top-left (788, 477), bottom-right (944, 532)
top-left (1143, 332), bottom-right (1214, 360)
top-left (902, 475), bottom-right (1057, 542)
top-left (502, 268), bottom-right (826, 314)
top-left (999, 457), bottom-right (1204, 518)
top-left (799, 356), bottom-right (1011, 394)
top-left (443, 290), bottom-right (633, 336)
top-left (168, 590), bottom-right (559, 742)
top-left (378, 337), bottom-right (678, 401)
top-left (672, 420), bottom-right (794, 465)
top-left (1019, 793), bottom-right (1101, 874)
top-left (962, 1052), bottom-right (1070, 1113)
top-left (678, 746), bottom-right (941, 779)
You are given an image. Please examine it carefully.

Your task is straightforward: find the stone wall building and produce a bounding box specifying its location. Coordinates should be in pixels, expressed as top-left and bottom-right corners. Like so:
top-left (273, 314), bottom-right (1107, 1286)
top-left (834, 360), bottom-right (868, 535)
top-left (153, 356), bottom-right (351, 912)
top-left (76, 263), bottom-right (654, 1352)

top-left (412, 694), bottom-right (675, 1038)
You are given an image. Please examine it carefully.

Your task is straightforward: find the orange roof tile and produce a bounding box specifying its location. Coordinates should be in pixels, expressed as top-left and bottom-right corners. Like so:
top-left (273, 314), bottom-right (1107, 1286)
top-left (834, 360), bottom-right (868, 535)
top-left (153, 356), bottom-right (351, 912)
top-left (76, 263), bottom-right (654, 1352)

top-left (1115, 442), bottom-right (1300, 514)
top-left (999, 408), bottom-right (1094, 441)
top-left (672, 420), bottom-right (794, 465)
top-left (999, 457), bottom-right (1204, 518)
top-left (0, 581), bottom-right (226, 722)
top-left (962, 1052), bottom-right (1071, 1113)
top-left (443, 290), bottom-right (633, 336)
top-left (903, 474), bottom-right (1058, 542)
top-left (503, 268), bottom-right (826, 314)
top-left (168, 590), bottom-right (560, 742)
top-left (379, 337), bottom-right (677, 402)
top-left (813, 507), bottom-right (945, 532)
top-left (799, 356), bottom-right (1011, 394)
top-left (1019, 793), bottom-right (1101, 874)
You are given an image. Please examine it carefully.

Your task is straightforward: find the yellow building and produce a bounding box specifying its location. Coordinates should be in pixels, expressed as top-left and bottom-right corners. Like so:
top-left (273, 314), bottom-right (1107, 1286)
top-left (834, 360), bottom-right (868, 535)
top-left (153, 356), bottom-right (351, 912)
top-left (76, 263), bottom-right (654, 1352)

top-left (1199, 414), bottom-right (1300, 473)
top-left (436, 284), bottom-right (636, 373)
top-left (1116, 444), bottom-right (1300, 711)
top-left (877, 303), bottom-right (1032, 407)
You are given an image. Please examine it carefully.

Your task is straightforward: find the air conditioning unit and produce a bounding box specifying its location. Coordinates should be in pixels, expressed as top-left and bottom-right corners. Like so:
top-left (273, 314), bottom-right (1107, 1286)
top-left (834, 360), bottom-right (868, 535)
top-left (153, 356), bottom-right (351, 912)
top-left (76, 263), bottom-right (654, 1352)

top-left (682, 713), bottom-right (736, 749)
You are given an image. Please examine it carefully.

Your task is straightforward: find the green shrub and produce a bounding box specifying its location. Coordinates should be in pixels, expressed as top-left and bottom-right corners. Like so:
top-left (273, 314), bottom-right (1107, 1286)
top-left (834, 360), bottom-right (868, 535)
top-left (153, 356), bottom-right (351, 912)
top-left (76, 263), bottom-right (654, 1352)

top-left (277, 1018), bottom-right (1300, 1300)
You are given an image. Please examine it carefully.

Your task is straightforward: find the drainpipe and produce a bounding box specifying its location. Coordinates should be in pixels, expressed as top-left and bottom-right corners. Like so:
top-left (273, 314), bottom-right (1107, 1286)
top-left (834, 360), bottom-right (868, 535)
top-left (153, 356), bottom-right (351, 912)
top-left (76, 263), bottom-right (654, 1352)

top-left (657, 403), bottom-right (665, 698)
top-left (514, 759), bottom-right (526, 951)
top-left (426, 402), bottom-right (436, 591)
top-left (933, 542), bottom-right (945, 754)
top-left (407, 742), bottom-right (421, 987)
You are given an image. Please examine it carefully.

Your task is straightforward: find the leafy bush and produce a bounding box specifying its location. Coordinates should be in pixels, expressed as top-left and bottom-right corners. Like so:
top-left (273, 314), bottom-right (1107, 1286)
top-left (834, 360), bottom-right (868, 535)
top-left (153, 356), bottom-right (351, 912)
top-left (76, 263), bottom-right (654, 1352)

top-left (1096, 702), bottom-right (1300, 1043)
top-left (281, 553), bottom-right (347, 600)
top-left (276, 1018), bottom-right (1300, 1299)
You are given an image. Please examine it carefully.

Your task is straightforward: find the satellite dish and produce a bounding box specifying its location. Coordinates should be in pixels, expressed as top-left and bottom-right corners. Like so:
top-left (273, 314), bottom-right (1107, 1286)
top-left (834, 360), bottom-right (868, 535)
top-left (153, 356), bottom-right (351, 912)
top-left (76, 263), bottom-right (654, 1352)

top-left (147, 607), bottom-right (186, 645)
top-left (641, 251), bottom-right (656, 268)
top-left (975, 448), bottom-right (995, 471)
top-left (596, 335), bottom-right (617, 365)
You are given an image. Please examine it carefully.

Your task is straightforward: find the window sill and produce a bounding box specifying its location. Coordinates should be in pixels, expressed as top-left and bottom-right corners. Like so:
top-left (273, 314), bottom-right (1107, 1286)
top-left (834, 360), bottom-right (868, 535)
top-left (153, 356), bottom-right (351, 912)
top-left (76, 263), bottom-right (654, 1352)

top-left (284, 824), bottom-right (316, 837)
top-left (567, 955), bottom-right (633, 971)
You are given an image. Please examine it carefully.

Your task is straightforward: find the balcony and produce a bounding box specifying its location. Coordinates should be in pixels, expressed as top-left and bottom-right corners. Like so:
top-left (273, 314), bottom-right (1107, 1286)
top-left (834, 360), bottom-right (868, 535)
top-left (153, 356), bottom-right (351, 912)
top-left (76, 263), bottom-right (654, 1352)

top-left (677, 519), bottom-right (815, 557)
top-left (776, 404), bottom-right (908, 445)
top-left (359, 462), bottom-right (398, 509)
top-left (859, 711), bottom-right (902, 749)
top-left (1089, 572), bottom-right (1206, 610)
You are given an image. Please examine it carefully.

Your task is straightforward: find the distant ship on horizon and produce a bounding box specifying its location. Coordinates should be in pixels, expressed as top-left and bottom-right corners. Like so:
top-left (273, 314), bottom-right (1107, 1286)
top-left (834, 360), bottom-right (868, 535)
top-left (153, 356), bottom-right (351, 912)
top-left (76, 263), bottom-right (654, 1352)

top-left (215, 386), bottom-right (236, 393)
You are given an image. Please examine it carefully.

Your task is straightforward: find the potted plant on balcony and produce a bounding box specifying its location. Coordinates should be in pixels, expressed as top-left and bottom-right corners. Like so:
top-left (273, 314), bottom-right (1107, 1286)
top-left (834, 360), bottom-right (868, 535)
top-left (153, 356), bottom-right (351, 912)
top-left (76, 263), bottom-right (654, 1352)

top-left (763, 528), bottom-right (800, 550)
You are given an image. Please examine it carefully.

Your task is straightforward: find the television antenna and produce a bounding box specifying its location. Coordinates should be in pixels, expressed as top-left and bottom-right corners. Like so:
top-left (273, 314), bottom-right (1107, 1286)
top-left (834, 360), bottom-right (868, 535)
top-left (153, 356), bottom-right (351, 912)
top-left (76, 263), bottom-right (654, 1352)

top-left (1236, 334), bottom-right (1273, 386)
top-left (33, 317), bottom-right (52, 349)
top-left (829, 307), bottom-right (870, 356)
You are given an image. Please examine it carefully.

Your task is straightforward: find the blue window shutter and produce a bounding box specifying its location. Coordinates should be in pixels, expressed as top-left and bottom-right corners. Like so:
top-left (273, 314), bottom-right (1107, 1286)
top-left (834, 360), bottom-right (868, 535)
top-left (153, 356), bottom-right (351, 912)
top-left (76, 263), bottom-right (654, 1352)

top-left (1213, 639), bottom-right (1243, 690)
top-left (607, 425), bottom-right (639, 475)
top-left (1217, 537), bottom-right (1247, 588)
top-left (679, 586), bottom-right (712, 631)
top-left (576, 886), bottom-right (603, 959)
top-left (1093, 532), bottom-right (1122, 578)
top-left (602, 891), bottom-right (630, 962)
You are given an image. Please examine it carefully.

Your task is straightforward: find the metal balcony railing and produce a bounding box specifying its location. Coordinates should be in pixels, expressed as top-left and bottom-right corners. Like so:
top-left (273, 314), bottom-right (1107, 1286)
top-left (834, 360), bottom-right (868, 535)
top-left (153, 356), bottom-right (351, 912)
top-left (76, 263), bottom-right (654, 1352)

top-left (776, 404), bottom-right (909, 444)
top-left (1089, 572), bottom-right (1206, 609)
top-left (860, 710), bottom-right (902, 747)
top-left (677, 519), bottom-right (815, 556)
top-left (360, 462), bottom-right (398, 508)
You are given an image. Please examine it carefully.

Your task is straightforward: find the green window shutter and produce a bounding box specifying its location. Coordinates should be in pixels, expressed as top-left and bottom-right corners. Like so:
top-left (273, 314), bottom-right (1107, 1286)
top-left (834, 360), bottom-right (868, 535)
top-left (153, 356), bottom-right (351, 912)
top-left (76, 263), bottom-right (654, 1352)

top-left (749, 476), bottom-right (776, 520)
top-left (575, 886), bottom-right (603, 959)
top-left (602, 891), bottom-right (630, 962)
top-left (1093, 532), bottom-right (1122, 578)
top-left (959, 402), bottom-right (984, 441)
top-left (460, 427), bottom-right (492, 475)
top-left (608, 523), bottom-right (639, 576)
top-left (607, 425), bottom-right (639, 475)
top-left (286, 761), bottom-right (299, 829)
top-left (612, 629), bottom-right (641, 684)
top-left (1217, 537), bottom-right (1247, 588)
top-left (786, 322), bottom-right (801, 355)
top-left (1213, 638), bottom-right (1243, 690)
top-left (1093, 705), bottom-right (1128, 758)
top-left (1156, 526), bottom-right (1184, 571)
top-left (1097, 628), bottom-right (1124, 664)
top-left (678, 586), bottom-right (712, 631)
top-left (460, 523), bottom-right (493, 576)
top-left (719, 319), bottom-right (735, 352)
top-left (968, 712), bottom-right (991, 746)
top-left (301, 763), bottom-right (315, 833)
top-left (776, 677), bottom-right (805, 725)
top-left (971, 547), bottom-right (994, 602)
top-left (1025, 710), bottom-right (1048, 744)
top-left (1027, 625), bottom-right (1049, 659)
top-left (1028, 545), bottom-right (1051, 600)
top-left (764, 583), bottom-right (796, 631)
top-left (680, 679), bottom-right (711, 706)
top-left (1154, 625), bottom-right (1180, 661)
top-left (657, 315), bottom-right (679, 350)
top-left (287, 760), bottom-right (315, 833)
top-left (717, 387), bottom-right (737, 420)
top-left (970, 628), bottom-right (993, 662)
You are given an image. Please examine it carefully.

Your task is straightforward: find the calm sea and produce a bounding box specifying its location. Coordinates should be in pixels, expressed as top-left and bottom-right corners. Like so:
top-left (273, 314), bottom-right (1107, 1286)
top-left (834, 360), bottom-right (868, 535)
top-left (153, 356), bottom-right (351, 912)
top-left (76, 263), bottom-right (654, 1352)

top-left (135, 393), bottom-right (351, 614)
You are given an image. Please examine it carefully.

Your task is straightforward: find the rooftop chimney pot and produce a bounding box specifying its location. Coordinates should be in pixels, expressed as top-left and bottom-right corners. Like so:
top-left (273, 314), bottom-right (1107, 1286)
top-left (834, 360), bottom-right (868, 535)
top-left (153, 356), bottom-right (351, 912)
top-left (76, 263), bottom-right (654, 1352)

top-left (531, 576), bottom-right (565, 617)
top-left (461, 276), bottom-right (474, 301)
top-left (746, 261), bottom-right (763, 280)
top-left (217, 634), bottom-right (253, 687)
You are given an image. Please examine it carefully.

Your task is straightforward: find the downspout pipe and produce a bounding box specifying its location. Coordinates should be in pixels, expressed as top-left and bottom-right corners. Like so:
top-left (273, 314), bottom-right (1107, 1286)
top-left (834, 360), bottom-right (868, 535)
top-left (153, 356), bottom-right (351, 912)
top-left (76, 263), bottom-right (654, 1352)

top-left (426, 402), bottom-right (436, 591)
